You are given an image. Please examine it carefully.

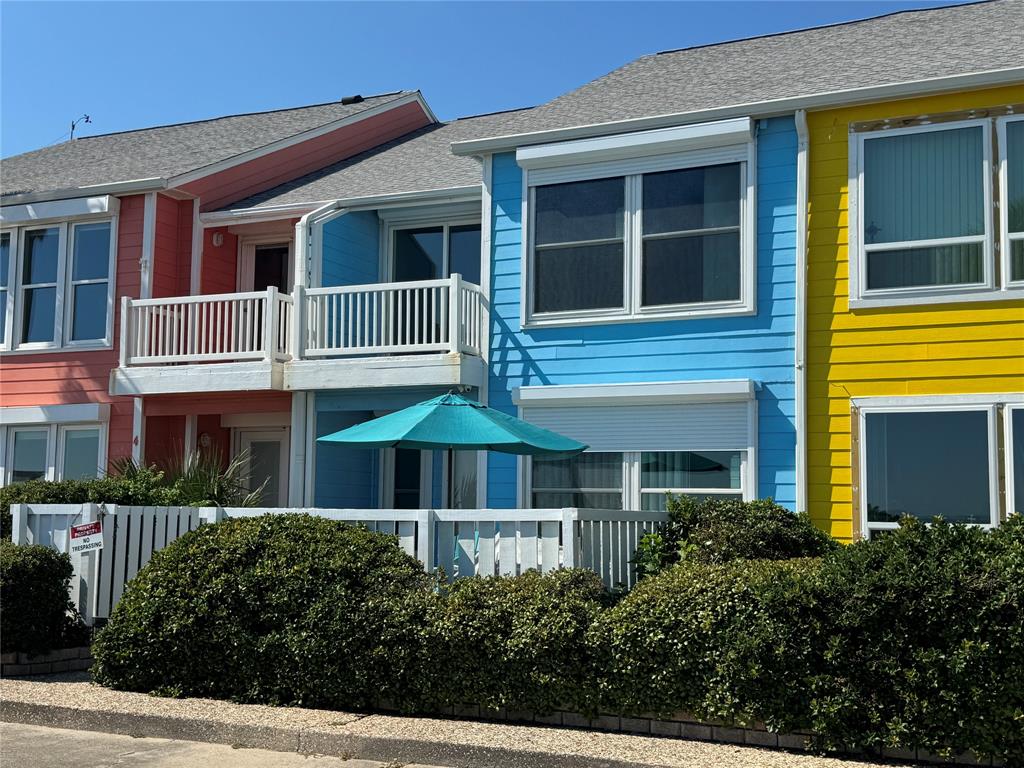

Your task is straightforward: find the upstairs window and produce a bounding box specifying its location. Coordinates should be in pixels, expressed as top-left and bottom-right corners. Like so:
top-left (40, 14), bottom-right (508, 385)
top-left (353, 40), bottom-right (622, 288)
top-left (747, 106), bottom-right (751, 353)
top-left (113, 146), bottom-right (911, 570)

top-left (524, 143), bottom-right (755, 326)
top-left (1, 218), bottom-right (114, 351)
top-left (850, 112), bottom-right (1024, 306)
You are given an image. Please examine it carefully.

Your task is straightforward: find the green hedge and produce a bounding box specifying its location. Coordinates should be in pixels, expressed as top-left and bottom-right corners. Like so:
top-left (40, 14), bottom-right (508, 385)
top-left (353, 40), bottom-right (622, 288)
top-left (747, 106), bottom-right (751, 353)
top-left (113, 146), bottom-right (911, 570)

top-left (92, 511), bottom-right (1024, 763)
top-left (633, 495), bottom-right (838, 578)
top-left (0, 540), bottom-right (89, 655)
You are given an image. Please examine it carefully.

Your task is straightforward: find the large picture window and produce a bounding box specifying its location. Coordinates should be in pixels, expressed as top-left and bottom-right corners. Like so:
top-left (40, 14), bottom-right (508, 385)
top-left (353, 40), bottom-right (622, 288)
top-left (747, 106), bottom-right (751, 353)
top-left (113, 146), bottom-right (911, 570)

top-left (531, 449), bottom-right (746, 510)
top-left (857, 399), bottom-right (1010, 536)
top-left (851, 112), bottom-right (1024, 306)
top-left (1, 218), bottom-right (114, 351)
top-left (0, 421), bottom-right (105, 485)
top-left (526, 147), bottom-right (754, 325)
top-left (390, 221), bottom-right (482, 285)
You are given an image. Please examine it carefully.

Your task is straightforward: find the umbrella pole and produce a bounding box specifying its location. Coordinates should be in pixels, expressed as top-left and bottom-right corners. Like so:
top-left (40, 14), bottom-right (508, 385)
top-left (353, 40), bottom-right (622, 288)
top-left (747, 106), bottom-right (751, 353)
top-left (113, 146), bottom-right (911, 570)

top-left (447, 447), bottom-right (454, 508)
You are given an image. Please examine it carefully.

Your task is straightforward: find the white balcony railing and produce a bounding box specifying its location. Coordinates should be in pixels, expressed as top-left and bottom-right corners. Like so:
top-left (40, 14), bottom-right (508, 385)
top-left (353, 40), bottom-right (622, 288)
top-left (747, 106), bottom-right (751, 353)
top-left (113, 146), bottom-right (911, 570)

top-left (120, 287), bottom-right (293, 366)
top-left (118, 276), bottom-right (486, 367)
top-left (302, 274), bottom-right (485, 358)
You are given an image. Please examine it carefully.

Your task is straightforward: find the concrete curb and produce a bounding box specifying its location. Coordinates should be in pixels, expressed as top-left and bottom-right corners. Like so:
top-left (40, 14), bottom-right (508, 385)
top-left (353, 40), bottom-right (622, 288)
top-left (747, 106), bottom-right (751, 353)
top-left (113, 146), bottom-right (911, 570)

top-left (0, 700), bottom-right (649, 768)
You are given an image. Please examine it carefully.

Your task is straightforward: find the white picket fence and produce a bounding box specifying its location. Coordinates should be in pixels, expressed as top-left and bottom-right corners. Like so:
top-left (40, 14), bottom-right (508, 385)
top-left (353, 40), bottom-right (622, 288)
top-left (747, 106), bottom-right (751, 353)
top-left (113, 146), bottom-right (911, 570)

top-left (11, 504), bottom-right (666, 623)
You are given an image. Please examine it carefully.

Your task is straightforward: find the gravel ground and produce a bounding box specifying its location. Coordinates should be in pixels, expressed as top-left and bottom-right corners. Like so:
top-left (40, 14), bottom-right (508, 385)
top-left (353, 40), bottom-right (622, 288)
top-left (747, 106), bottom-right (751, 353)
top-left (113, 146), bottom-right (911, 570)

top-left (0, 674), bottom-right (911, 768)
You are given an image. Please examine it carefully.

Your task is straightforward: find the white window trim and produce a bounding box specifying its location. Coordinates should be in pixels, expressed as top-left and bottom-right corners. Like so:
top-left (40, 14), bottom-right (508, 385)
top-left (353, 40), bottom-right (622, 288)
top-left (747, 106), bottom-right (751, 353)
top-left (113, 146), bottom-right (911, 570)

top-left (381, 216), bottom-right (483, 285)
top-left (1005, 404), bottom-right (1023, 518)
top-left (855, 397), bottom-right (1007, 535)
top-left (236, 235), bottom-right (295, 293)
top-left (1, 213), bottom-right (118, 353)
top-left (998, 115), bottom-right (1024, 288)
top-left (521, 141), bottom-right (757, 328)
top-left (849, 117), bottom-right (1023, 308)
top-left (0, 421), bottom-right (107, 485)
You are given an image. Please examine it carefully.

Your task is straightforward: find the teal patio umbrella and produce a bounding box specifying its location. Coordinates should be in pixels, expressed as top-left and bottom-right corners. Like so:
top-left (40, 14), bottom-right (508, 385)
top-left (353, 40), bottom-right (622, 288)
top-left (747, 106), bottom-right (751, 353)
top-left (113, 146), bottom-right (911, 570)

top-left (317, 392), bottom-right (587, 507)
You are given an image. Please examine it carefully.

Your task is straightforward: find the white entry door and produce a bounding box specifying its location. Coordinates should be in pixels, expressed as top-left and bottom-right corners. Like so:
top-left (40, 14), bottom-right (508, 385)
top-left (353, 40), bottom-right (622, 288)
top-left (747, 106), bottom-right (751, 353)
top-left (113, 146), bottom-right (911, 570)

top-left (236, 428), bottom-right (289, 507)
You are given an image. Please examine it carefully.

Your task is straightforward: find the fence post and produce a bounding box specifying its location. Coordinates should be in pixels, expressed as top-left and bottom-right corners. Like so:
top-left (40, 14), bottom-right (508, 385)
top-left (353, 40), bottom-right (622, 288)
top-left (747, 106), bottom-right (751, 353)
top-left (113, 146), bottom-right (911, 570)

top-left (264, 286), bottom-right (279, 362)
top-left (74, 503), bottom-right (98, 625)
top-left (197, 506), bottom-right (226, 526)
top-left (416, 509), bottom-right (434, 572)
top-left (448, 273), bottom-right (461, 354)
top-left (11, 504), bottom-right (27, 545)
top-left (561, 508), bottom-right (576, 569)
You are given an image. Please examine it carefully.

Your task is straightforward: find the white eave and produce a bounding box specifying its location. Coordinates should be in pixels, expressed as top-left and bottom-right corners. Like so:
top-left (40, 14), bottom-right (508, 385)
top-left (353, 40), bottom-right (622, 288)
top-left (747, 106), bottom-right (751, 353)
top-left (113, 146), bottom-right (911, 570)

top-left (513, 379), bottom-right (757, 407)
top-left (451, 67), bottom-right (1024, 156)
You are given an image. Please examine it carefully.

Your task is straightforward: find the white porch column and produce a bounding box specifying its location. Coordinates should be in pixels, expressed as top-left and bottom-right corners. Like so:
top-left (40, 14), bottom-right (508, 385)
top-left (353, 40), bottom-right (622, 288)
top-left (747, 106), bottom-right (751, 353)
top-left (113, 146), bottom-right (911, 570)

top-left (288, 392), bottom-right (308, 507)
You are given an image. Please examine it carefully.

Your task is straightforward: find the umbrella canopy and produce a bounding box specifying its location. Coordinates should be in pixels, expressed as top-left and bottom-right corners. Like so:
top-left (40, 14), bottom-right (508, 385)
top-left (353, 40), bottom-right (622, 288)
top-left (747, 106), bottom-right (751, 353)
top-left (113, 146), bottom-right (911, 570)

top-left (317, 393), bottom-right (587, 456)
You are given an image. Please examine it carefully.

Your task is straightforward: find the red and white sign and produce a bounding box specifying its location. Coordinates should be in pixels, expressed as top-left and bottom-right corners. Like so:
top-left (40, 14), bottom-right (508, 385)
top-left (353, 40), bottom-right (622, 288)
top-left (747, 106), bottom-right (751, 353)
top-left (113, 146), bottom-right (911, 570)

top-left (70, 520), bottom-right (103, 553)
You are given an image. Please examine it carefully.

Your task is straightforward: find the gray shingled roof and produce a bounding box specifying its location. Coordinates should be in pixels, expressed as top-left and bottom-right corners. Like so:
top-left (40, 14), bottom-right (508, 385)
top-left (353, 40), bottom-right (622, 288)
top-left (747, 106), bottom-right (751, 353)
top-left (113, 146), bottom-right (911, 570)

top-left (453, 0), bottom-right (1024, 148)
top-left (1, 92), bottom-right (415, 199)
top-left (225, 108), bottom-right (532, 210)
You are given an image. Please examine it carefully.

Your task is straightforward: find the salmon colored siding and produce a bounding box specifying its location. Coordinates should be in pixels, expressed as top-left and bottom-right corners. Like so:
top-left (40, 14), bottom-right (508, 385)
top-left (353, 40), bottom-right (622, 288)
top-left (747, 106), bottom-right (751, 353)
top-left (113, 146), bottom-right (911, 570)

top-left (143, 392), bottom-right (292, 417)
top-left (805, 85), bottom-right (1024, 541)
top-left (184, 101), bottom-right (431, 212)
top-left (0, 194), bottom-right (147, 465)
top-left (201, 228), bottom-right (238, 294)
top-left (152, 195), bottom-right (193, 298)
top-left (145, 415), bottom-right (185, 467)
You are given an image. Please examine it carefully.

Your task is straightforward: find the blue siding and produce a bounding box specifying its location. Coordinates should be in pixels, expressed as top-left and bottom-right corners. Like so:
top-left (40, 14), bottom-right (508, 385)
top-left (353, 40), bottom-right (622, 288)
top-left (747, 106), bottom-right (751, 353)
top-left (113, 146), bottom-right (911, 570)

top-left (314, 409), bottom-right (378, 508)
top-left (321, 211), bottom-right (379, 287)
top-left (486, 117), bottom-right (798, 509)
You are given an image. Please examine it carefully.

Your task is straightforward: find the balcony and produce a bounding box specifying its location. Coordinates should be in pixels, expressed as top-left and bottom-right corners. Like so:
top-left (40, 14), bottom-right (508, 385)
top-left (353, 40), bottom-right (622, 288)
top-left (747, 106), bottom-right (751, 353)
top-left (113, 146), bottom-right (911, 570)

top-left (110, 276), bottom-right (487, 396)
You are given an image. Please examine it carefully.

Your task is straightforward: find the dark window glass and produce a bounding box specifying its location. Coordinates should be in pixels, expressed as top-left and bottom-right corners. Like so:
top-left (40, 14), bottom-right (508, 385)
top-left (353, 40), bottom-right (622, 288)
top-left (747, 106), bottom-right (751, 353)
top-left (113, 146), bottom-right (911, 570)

top-left (393, 448), bottom-right (421, 509)
top-left (534, 243), bottom-right (624, 313)
top-left (866, 243), bottom-right (984, 290)
top-left (12, 431), bottom-right (47, 483)
top-left (1013, 409), bottom-right (1024, 516)
top-left (449, 224), bottom-right (481, 284)
top-left (643, 164), bottom-right (740, 234)
top-left (71, 223), bottom-right (110, 281)
top-left (23, 227), bottom-right (59, 284)
top-left (866, 410), bottom-right (991, 525)
top-left (252, 244), bottom-right (289, 292)
top-left (71, 284), bottom-right (108, 341)
top-left (535, 178), bottom-right (624, 245)
top-left (22, 287), bottom-right (56, 343)
top-left (1008, 121), bottom-right (1024, 281)
top-left (643, 232), bottom-right (740, 306)
top-left (532, 452), bottom-right (623, 510)
top-left (0, 232), bottom-right (9, 288)
top-left (394, 228), bottom-right (443, 282)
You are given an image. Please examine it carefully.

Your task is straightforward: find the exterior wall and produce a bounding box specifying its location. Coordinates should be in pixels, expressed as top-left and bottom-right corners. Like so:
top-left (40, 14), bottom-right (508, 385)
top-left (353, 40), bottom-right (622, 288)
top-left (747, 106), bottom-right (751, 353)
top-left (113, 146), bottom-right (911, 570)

top-left (321, 211), bottom-right (380, 287)
top-left (182, 101), bottom-right (431, 212)
top-left (151, 195), bottom-right (192, 299)
top-left (200, 227), bottom-right (238, 294)
top-left (145, 415), bottom-right (185, 467)
top-left (485, 117), bottom-right (799, 508)
top-left (805, 85), bottom-right (1024, 541)
top-left (0, 193), bottom-right (147, 466)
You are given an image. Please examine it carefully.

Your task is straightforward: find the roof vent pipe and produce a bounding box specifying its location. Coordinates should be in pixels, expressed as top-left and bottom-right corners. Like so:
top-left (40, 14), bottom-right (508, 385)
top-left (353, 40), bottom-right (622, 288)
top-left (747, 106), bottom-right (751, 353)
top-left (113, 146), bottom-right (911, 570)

top-left (340, 95), bottom-right (364, 105)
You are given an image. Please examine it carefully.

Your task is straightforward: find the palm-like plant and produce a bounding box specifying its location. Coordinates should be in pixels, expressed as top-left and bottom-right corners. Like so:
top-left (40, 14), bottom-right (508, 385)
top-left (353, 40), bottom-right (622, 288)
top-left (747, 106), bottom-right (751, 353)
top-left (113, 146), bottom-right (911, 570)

top-left (109, 448), bottom-right (266, 507)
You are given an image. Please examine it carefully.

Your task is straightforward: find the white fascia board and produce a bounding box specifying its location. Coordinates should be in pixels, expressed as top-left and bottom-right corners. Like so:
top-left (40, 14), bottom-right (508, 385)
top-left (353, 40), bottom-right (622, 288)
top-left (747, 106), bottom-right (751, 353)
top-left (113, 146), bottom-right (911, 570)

top-left (0, 179), bottom-right (166, 207)
top-left (167, 92), bottom-right (433, 188)
top-left (1, 195), bottom-right (120, 225)
top-left (204, 186), bottom-right (483, 226)
top-left (852, 393), bottom-right (1024, 409)
top-left (0, 403), bottom-right (111, 425)
top-left (513, 379), bottom-right (756, 407)
top-left (516, 117), bottom-right (753, 169)
top-left (110, 361), bottom-right (283, 396)
top-left (453, 67), bottom-right (1024, 156)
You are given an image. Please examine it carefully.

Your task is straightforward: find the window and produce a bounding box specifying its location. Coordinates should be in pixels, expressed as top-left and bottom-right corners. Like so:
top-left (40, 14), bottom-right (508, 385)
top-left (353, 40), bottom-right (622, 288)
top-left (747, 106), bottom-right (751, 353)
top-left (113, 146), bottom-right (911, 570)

top-left (856, 399), bottom-right (1014, 536)
top-left (526, 148), bottom-right (754, 325)
top-left (1008, 406), bottom-right (1024, 517)
top-left (530, 449), bottom-right (747, 510)
top-left (640, 450), bottom-right (743, 510)
top-left (390, 221), bottom-right (482, 285)
top-left (1, 422), bottom-right (105, 485)
top-left (851, 113), bottom-right (1024, 306)
top-left (2, 218), bottom-right (114, 351)
top-left (1000, 116), bottom-right (1024, 284)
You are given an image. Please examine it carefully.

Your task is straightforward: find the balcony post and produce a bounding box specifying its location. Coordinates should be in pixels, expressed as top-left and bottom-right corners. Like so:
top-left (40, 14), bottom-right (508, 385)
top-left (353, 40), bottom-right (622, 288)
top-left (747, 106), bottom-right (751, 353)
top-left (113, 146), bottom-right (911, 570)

top-left (264, 286), bottom-right (279, 362)
top-left (119, 296), bottom-right (131, 367)
top-left (291, 284), bottom-right (305, 361)
top-left (448, 273), bottom-right (462, 355)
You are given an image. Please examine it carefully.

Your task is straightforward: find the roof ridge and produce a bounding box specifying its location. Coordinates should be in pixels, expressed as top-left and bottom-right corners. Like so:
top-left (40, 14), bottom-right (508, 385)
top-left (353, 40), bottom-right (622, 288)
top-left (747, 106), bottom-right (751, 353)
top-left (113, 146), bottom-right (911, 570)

top-left (66, 90), bottom-right (412, 142)
top-left (653, 0), bottom-right (998, 57)
top-left (448, 105), bottom-right (535, 122)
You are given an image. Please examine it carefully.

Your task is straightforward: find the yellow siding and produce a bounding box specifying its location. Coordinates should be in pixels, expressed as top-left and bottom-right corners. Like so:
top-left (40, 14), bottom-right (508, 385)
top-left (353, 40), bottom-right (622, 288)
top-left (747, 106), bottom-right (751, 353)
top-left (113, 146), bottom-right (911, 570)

top-left (806, 85), bottom-right (1024, 541)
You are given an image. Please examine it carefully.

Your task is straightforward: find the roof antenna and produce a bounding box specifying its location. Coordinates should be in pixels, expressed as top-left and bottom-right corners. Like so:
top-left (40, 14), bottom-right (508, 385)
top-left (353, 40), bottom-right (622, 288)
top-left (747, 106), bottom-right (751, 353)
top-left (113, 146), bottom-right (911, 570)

top-left (69, 114), bottom-right (91, 141)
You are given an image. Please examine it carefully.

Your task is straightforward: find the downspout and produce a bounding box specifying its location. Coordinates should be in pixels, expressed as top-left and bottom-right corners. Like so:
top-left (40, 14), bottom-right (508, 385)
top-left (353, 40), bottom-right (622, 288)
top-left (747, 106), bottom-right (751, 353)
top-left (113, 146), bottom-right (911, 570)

top-left (794, 110), bottom-right (809, 515)
top-left (288, 201), bottom-right (345, 506)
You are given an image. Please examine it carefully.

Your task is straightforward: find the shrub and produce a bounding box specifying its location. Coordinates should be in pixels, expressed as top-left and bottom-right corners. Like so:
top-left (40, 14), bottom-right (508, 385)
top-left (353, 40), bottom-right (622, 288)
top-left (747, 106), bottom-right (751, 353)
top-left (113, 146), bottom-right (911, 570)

top-left (634, 496), bottom-right (837, 578)
top-left (437, 569), bottom-right (606, 714)
top-left (590, 557), bottom-right (820, 732)
top-left (0, 540), bottom-right (89, 655)
top-left (807, 517), bottom-right (1024, 760)
top-left (92, 514), bottom-right (440, 711)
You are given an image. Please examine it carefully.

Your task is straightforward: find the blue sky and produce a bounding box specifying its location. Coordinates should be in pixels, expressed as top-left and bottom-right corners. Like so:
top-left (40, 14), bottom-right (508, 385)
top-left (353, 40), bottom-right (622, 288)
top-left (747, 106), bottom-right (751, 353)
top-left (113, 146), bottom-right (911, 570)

top-left (2, 0), bottom-right (963, 158)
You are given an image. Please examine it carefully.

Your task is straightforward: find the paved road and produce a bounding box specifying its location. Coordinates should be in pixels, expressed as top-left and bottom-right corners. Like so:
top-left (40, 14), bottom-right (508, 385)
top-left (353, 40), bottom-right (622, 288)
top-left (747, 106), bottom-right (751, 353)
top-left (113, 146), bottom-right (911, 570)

top-left (0, 723), bottom-right (449, 768)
